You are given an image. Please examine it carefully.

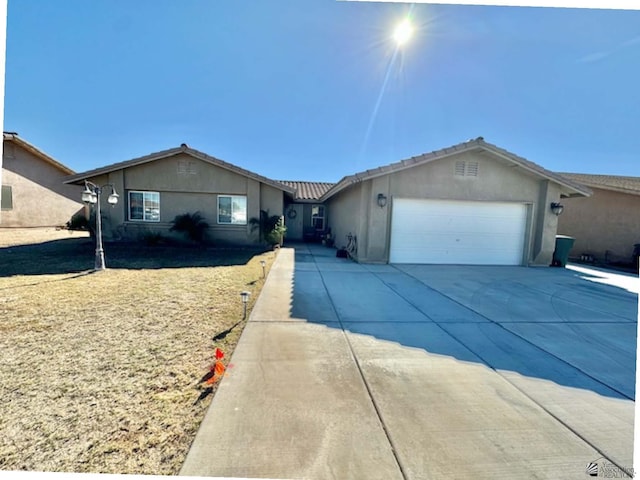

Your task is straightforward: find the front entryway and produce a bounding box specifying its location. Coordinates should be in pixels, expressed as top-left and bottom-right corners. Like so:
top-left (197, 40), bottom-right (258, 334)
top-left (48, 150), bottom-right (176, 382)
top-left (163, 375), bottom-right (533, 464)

top-left (284, 204), bottom-right (304, 241)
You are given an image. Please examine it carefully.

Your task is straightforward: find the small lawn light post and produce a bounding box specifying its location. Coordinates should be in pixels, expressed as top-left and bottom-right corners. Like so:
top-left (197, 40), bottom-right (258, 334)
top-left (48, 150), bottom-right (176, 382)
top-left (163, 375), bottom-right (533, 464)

top-left (240, 291), bottom-right (251, 319)
top-left (260, 260), bottom-right (266, 278)
top-left (82, 180), bottom-right (119, 271)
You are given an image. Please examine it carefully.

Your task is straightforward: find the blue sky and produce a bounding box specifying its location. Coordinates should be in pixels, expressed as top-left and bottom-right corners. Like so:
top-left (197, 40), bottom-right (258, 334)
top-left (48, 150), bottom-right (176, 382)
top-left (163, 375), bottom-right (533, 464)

top-left (3, 1), bottom-right (639, 182)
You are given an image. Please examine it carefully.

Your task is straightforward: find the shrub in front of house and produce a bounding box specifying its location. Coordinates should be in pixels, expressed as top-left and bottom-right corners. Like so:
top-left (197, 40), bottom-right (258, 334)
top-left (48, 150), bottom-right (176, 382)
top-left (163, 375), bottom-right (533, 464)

top-left (170, 212), bottom-right (210, 244)
top-left (66, 211), bottom-right (96, 239)
top-left (139, 230), bottom-right (166, 246)
top-left (249, 210), bottom-right (287, 247)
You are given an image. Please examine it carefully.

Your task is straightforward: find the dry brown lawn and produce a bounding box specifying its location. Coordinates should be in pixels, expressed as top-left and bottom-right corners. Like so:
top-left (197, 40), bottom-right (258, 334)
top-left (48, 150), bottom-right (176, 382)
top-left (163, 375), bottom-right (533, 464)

top-left (0, 228), bottom-right (276, 475)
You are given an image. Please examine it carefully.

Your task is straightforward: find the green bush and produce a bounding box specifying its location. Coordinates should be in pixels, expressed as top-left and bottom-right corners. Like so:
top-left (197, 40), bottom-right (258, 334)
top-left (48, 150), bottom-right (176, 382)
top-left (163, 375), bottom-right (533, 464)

top-left (249, 210), bottom-right (287, 246)
top-left (66, 212), bottom-right (90, 231)
top-left (66, 211), bottom-right (96, 239)
top-left (170, 212), bottom-right (210, 243)
top-left (139, 230), bottom-right (165, 246)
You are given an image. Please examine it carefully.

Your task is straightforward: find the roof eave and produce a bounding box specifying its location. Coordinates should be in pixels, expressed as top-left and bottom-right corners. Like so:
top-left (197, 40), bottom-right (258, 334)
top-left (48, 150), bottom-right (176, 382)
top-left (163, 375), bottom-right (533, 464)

top-left (321, 139), bottom-right (593, 201)
top-left (64, 146), bottom-right (296, 194)
top-left (477, 143), bottom-right (592, 197)
top-left (4, 133), bottom-right (76, 175)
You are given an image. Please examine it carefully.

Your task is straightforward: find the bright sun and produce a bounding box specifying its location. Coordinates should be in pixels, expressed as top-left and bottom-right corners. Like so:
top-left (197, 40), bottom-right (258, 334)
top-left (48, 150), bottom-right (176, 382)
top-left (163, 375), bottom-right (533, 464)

top-left (393, 19), bottom-right (413, 46)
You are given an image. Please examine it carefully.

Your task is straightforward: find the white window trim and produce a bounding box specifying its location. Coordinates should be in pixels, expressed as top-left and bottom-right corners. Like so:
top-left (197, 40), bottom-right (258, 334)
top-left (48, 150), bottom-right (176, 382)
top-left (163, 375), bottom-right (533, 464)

top-left (217, 195), bottom-right (248, 225)
top-left (128, 191), bottom-right (161, 222)
top-left (312, 204), bottom-right (325, 231)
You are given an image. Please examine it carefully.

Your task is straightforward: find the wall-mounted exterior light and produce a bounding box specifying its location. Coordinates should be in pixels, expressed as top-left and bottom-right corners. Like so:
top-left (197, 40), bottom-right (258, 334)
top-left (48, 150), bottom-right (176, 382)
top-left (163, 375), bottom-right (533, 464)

top-left (377, 193), bottom-right (388, 208)
top-left (550, 202), bottom-right (564, 216)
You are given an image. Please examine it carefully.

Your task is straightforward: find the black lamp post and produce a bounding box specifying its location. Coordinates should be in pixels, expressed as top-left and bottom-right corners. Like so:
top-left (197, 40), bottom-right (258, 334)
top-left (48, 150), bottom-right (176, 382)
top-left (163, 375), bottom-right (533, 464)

top-left (82, 180), bottom-right (119, 271)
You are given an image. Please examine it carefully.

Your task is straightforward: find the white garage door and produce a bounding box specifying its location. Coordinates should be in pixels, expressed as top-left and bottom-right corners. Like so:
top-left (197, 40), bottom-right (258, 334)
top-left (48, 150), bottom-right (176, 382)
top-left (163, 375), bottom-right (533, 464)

top-left (389, 199), bottom-right (527, 265)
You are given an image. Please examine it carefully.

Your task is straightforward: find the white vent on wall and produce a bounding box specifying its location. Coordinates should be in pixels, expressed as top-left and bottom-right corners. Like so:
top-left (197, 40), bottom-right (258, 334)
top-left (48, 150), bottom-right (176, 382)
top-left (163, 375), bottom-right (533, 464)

top-left (178, 160), bottom-right (197, 175)
top-left (454, 161), bottom-right (479, 177)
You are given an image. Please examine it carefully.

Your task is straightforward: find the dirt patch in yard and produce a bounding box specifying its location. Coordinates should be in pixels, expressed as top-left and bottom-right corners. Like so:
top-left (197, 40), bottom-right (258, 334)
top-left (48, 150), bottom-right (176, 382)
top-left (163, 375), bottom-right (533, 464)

top-left (0, 228), bottom-right (276, 475)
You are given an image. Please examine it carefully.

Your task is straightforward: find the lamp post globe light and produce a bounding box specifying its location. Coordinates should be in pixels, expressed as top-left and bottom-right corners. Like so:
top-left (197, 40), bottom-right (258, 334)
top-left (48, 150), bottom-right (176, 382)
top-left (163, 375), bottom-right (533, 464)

top-left (82, 180), bottom-right (119, 271)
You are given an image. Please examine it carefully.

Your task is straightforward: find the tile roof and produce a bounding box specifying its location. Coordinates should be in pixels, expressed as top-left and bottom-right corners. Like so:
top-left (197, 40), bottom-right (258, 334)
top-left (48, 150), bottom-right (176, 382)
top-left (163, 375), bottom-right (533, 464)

top-left (321, 137), bottom-right (592, 201)
top-left (557, 173), bottom-right (640, 196)
top-left (277, 181), bottom-right (335, 202)
top-left (63, 144), bottom-right (295, 194)
top-left (3, 132), bottom-right (75, 175)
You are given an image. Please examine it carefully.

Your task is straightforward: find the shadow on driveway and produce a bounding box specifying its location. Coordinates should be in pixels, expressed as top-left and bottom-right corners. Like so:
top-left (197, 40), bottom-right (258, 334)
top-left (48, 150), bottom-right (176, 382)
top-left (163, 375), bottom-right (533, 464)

top-left (289, 244), bottom-right (638, 401)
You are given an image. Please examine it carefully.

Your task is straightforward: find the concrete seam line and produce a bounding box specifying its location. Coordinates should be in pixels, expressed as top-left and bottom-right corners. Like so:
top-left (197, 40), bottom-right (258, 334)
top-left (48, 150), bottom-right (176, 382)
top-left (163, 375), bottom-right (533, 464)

top-left (391, 265), bottom-right (633, 400)
top-left (386, 265), bottom-right (632, 476)
top-left (313, 261), bottom-right (409, 480)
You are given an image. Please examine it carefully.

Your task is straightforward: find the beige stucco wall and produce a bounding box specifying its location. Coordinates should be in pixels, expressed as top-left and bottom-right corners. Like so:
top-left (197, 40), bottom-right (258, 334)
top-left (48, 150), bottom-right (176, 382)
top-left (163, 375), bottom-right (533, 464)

top-left (326, 151), bottom-right (564, 265)
top-left (557, 187), bottom-right (640, 262)
top-left (1, 140), bottom-right (83, 227)
top-left (85, 153), bottom-right (285, 245)
top-left (326, 182), bottom-right (363, 252)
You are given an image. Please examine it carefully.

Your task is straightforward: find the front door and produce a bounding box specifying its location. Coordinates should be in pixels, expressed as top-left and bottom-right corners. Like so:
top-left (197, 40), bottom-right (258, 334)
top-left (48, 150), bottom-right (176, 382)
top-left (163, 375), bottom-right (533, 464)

top-left (285, 204), bottom-right (304, 241)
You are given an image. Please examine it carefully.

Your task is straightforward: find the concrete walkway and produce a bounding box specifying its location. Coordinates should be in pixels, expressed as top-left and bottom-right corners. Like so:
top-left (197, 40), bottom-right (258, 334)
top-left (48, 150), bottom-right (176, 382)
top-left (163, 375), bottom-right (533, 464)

top-left (180, 244), bottom-right (637, 479)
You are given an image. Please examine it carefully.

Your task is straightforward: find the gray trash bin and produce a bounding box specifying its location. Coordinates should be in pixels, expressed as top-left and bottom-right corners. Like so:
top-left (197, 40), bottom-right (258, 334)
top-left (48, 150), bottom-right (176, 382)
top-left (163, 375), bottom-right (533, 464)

top-left (552, 235), bottom-right (575, 267)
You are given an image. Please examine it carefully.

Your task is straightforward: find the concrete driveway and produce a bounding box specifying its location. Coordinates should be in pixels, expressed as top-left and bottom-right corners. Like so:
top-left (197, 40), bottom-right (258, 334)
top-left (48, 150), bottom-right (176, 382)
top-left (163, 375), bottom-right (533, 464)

top-left (181, 244), bottom-right (638, 479)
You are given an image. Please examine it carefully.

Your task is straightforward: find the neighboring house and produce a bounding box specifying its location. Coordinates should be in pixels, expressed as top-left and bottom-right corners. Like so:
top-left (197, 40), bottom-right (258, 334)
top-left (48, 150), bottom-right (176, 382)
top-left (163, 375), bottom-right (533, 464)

top-left (64, 144), bottom-right (295, 244)
top-left (278, 181), bottom-right (334, 242)
top-left (319, 137), bottom-right (590, 266)
top-left (556, 173), bottom-right (640, 266)
top-left (1, 132), bottom-right (83, 227)
top-left (64, 138), bottom-right (591, 267)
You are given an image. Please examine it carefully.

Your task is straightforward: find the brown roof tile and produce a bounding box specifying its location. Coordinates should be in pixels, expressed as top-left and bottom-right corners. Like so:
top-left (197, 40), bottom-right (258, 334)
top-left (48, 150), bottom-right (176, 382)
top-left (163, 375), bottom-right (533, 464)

top-left (557, 173), bottom-right (640, 196)
top-left (277, 181), bottom-right (335, 202)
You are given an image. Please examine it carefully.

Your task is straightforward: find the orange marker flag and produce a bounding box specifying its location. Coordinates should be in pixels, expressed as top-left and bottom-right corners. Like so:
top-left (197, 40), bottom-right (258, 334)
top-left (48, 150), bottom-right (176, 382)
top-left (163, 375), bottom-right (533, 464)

top-left (214, 361), bottom-right (226, 377)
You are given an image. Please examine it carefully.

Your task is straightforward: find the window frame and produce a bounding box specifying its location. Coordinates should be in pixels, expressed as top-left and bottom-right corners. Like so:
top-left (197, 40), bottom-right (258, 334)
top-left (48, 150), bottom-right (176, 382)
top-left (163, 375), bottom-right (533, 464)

top-left (217, 195), bottom-right (247, 225)
top-left (311, 204), bottom-right (325, 231)
top-left (128, 191), bottom-right (160, 222)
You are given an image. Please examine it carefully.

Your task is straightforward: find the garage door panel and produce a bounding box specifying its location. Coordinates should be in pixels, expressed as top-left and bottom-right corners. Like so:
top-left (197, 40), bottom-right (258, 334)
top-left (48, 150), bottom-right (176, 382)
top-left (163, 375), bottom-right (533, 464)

top-left (389, 199), bottom-right (526, 265)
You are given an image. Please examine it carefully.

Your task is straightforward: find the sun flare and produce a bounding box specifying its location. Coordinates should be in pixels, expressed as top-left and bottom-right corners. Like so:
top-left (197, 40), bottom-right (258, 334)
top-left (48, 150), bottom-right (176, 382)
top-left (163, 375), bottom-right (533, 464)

top-left (393, 19), bottom-right (413, 46)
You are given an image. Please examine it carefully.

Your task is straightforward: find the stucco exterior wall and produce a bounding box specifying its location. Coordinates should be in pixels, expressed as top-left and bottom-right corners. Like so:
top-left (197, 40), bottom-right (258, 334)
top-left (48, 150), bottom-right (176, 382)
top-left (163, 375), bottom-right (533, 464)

top-left (84, 153), bottom-right (285, 245)
top-left (259, 183), bottom-right (284, 220)
top-left (1, 141), bottom-right (83, 227)
top-left (326, 151), bottom-right (563, 265)
top-left (557, 187), bottom-right (640, 261)
top-left (325, 183), bottom-right (364, 253)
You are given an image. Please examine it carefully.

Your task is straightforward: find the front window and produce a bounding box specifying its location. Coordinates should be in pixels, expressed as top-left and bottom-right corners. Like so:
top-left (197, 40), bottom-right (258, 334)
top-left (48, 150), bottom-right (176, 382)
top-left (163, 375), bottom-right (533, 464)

top-left (218, 195), bottom-right (247, 225)
top-left (129, 191), bottom-right (160, 222)
top-left (312, 205), bottom-right (325, 230)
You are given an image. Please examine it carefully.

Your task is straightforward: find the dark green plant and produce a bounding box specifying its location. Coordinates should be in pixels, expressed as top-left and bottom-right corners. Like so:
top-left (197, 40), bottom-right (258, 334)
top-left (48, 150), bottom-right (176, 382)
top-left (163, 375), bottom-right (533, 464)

top-left (139, 230), bottom-right (165, 246)
top-left (66, 212), bottom-right (90, 231)
top-left (66, 211), bottom-right (96, 239)
top-left (170, 212), bottom-right (210, 243)
top-left (249, 210), bottom-right (287, 246)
